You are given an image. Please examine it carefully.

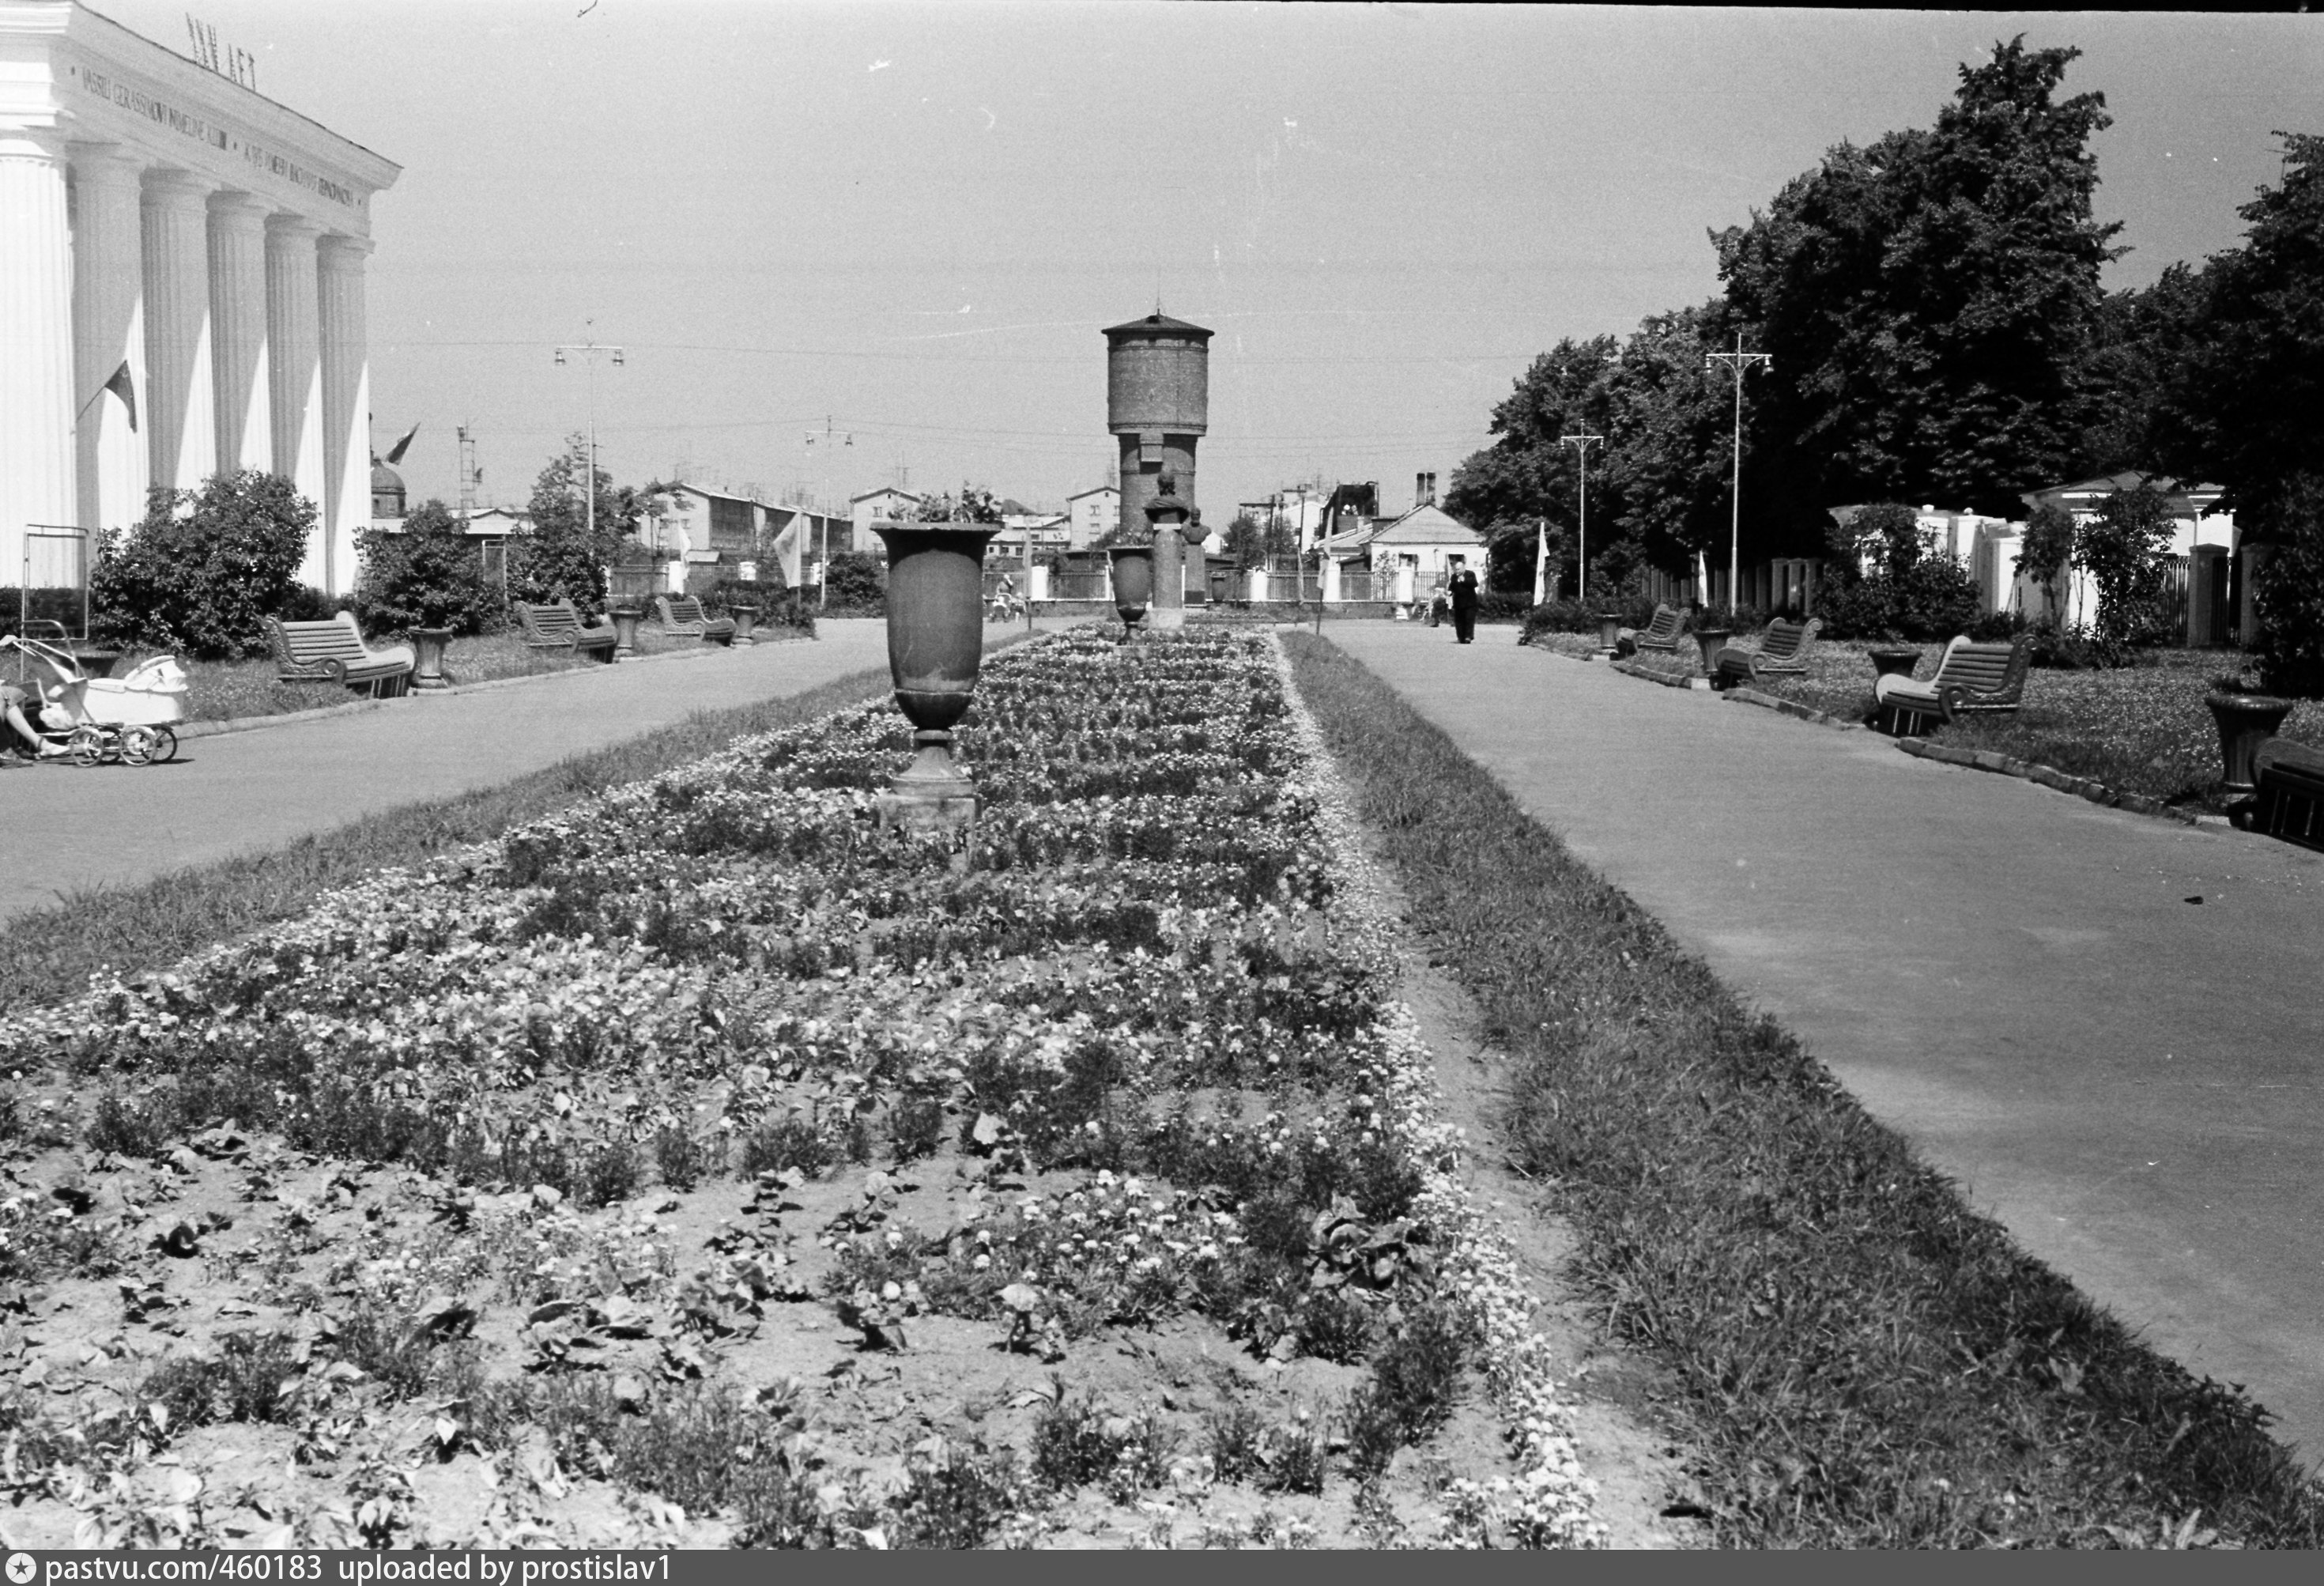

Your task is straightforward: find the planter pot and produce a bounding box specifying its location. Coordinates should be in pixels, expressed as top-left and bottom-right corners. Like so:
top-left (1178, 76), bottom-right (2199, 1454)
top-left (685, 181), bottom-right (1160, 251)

top-left (1595, 613), bottom-right (1623, 653)
top-left (730, 605), bottom-right (759, 647)
top-left (609, 608), bottom-right (643, 658)
top-left (2207, 691), bottom-right (2296, 796)
top-left (1107, 546), bottom-right (1153, 640)
top-left (1868, 646), bottom-right (1922, 681)
top-left (411, 627), bottom-right (453, 691)
top-left (1691, 627), bottom-right (1732, 677)
top-left (870, 520), bottom-right (1003, 830)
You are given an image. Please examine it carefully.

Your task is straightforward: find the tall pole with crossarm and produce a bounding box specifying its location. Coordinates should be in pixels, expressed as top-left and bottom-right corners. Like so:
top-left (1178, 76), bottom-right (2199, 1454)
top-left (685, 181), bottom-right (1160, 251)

top-left (1560, 432), bottom-right (1602, 602)
top-left (554, 324), bottom-right (624, 564)
top-left (1704, 332), bottom-right (1771, 610)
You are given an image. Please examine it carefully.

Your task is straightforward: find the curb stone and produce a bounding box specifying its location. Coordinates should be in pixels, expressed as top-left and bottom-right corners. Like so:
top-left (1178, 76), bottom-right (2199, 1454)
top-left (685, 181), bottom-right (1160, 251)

top-left (1722, 687), bottom-right (1862, 732)
top-left (169, 629), bottom-right (817, 742)
top-left (1609, 658), bottom-right (1712, 692)
top-left (1893, 735), bottom-right (2204, 828)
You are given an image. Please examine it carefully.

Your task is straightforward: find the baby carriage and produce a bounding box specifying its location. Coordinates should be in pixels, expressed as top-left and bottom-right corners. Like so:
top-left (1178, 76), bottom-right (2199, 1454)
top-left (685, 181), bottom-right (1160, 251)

top-left (1, 628), bottom-right (187, 766)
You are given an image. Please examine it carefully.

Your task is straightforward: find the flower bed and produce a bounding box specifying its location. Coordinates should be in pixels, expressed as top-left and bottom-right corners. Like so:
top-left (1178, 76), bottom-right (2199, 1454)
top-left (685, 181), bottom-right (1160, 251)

top-left (0, 627), bottom-right (1600, 1550)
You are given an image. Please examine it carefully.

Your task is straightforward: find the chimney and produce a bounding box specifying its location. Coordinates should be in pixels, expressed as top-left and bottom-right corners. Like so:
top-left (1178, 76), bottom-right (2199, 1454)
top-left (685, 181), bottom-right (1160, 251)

top-left (1417, 471), bottom-right (1437, 508)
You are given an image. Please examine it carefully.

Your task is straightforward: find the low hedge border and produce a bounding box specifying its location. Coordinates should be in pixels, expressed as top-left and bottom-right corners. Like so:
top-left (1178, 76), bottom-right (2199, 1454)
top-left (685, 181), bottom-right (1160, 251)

top-left (1895, 736), bottom-right (2206, 829)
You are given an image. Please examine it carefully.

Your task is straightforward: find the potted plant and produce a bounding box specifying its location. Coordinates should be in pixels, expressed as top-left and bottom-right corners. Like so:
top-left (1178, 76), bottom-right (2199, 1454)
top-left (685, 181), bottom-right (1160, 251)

top-left (1108, 545), bottom-right (1153, 641)
top-left (870, 485), bottom-right (1006, 830)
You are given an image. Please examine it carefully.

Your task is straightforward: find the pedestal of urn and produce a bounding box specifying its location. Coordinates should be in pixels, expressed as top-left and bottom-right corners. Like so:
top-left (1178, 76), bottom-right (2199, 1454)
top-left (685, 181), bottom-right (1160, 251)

top-left (610, 608), bottom-right (643, 658)
top-left (872, 520), bottom-right (1002, 832)
top-left (1109, 545), bottom-right (1154, 642)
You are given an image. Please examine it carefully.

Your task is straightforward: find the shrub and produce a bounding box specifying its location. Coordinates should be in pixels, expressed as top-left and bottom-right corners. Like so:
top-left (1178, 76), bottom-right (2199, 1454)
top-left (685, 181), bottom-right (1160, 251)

top-left (355, 500), bottom-right (503, 636)
top-left (821, 550), bottom-right (886, 614)
top-left (707, 577), bottom-right (815, 636)
top-left (2249, 474), bottom-right (2324, 697)
top-left (2018, 503), bottom-right (2077, 624)
top-left (1814, 503), bottom-right (1982, 641)
top-left (89, 473), bottom-right (315, 659)
top-left (2076, 483), bottom-right (2177, 662)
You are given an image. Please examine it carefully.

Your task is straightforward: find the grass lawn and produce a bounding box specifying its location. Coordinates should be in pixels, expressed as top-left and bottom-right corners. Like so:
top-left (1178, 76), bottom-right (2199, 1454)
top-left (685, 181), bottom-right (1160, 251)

top-left (1524, 626), bottom-right (2324, 814)
top-left (164, 625), bottom-right (803, 726)
top-left (1288, 630), bottom-right (2322, 1548)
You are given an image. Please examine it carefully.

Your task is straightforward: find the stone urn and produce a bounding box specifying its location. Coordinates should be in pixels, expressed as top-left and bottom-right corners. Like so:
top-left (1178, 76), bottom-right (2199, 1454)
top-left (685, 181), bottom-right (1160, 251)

top-left (1108, 545), bottom-right (1154, 641)
top-left (609, 607), bottom-right (643, 658)
top-left (1691, 626), bottom-right (1732, 677)
top-left (2207, 689), bottom-right (2296, 799)
top-left (1867, 645), bottom-right (1922, 681)
top-left (1595, 612), bottom-right (1623, 653)
top-left (730, 605), bottom-right (760, 646)
top-left (410, 627), bottom-right (453, 691)
top-left (871, 519), bottom-right (1003, 831)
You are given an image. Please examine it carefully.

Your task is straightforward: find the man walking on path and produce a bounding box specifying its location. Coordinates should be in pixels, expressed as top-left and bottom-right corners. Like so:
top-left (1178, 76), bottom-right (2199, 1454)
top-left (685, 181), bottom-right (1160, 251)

top-left (1448, 565), bottom-right (1480, 644)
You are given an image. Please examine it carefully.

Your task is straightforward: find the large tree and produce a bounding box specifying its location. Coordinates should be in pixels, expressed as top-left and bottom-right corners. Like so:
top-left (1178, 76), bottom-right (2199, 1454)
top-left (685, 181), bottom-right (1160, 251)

top-left (2158, 133), bottom-right (2324, 691)
top-left (1714, 38), bottom-right (2121, 524)
top-left (514, 438), bottom-right (640, 614)
top-left (1446, 308), bottom-right (1735, 583)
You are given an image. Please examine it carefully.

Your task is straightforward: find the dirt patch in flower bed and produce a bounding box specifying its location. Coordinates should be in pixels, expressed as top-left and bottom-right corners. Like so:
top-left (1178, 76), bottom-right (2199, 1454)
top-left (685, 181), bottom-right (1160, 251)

top-left (0, 628), bottom-right (1646, 1550)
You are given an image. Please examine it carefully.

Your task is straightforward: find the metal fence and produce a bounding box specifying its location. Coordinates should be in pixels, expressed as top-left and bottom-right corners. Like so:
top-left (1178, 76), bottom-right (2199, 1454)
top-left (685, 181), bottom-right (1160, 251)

top-left (1337, 571), bottom-right (1380, 602)
top-left (1049, 571), bottom-right (1111, 601)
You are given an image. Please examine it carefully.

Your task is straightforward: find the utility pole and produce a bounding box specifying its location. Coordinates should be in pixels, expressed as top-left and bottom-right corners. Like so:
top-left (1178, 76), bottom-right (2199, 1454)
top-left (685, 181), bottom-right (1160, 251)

top-left (805, 416), bottom-right (852, 608)
top-left (1704, 332), bottom-right (1771, 610)
top-left (1560, 432), bottom-right (1602, 602)
top-left (553, 324), bottom-right (624, 558)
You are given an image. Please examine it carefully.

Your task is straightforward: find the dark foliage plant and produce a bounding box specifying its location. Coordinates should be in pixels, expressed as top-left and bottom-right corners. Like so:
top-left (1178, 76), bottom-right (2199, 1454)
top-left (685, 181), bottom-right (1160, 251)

top-left (355, 500), bottom-right (504, 636)
top-left (821, 550), bottom-right (887, 614)
top-left (2249, 473), bottom-right (2324, 698)
top-left (90, 472), bottom-right (315, 660)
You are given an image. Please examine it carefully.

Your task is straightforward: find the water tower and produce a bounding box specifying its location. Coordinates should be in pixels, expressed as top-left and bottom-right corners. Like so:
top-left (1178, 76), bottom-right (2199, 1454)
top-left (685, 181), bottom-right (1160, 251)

top-left (1104, 312), bottom-right (1211, 534)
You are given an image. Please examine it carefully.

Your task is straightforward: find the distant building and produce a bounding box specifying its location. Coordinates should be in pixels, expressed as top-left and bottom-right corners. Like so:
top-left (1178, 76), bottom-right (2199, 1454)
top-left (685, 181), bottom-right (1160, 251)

top-left (1066, 485), bottom-right (1119, 548)
top-left (1324, 501), bottom-right (1486, 583)
top-left (647, 481), bottom-right (842, 595)
top-left (851, 486), bottom-right (922, 554)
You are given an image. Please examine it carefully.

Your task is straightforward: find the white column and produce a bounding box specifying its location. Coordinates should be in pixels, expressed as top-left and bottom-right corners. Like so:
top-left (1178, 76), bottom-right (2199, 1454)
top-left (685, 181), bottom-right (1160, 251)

top-left (1, 127), bottom-right (78, 583)
top-left (69, 144), bottom-right (149, 538)
top-left (207, 191), bottom-right (272, 476)
top-left (317, 234), bottom-right (373, 596)
top-left (141, 168), bottom-right (217, 495)
top-left (265, 215), bottom-right (326, 583)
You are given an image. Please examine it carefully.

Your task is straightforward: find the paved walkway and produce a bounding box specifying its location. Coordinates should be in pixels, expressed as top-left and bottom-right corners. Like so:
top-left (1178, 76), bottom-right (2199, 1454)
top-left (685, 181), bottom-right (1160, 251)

top-left (0, 618), bottom-right (943, 924)
top-left (1325, 620), bottom-right (2324, 1461)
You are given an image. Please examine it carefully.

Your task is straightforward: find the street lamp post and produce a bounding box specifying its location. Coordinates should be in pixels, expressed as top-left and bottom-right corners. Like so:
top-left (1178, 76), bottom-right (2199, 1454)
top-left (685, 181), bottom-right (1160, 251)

top-left (1705, 332), bottom-right (1771, 611)
top-left (1560, 432), bottom-right (1603, 602)
top-left (805, 417), bottom-right (852, 609)
top-left (553, 324), bottom-right (624, 566)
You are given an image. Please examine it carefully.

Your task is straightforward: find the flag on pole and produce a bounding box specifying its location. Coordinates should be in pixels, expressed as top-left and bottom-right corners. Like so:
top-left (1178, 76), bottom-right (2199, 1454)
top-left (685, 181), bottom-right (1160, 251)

top-left (102, 360), bottom-right (138, 432)
top-left (1533, 518), bottom-right (1549, 606)
top-left (385, 423), bottom-right (421, 465)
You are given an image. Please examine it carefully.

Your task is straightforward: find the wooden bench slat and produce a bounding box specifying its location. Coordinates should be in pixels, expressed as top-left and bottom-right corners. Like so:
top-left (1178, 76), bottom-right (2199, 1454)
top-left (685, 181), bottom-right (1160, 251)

top-left (267, 614), bottom-right (416, 697)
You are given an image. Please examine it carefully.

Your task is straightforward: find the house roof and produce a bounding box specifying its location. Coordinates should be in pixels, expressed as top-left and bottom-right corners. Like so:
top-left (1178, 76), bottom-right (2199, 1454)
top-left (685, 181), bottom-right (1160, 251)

top-left (1357, 504), bottom-right (1484, 547)
top-left (851, 486), bottom-right (922, 504)
top-left (665, 481), bottom-right (766, 508)
top-left (2019, 471), bottom-right (2224, 515)
top-left (1066, 485), bottom-right (1120, 503)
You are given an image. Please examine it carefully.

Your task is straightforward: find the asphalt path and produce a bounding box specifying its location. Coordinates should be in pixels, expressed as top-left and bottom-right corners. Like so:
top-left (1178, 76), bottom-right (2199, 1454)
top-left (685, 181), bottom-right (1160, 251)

top-left (1324, 619), bottom-right (2324, 1463)
top-left (0, 617), bottom-right (986, 924)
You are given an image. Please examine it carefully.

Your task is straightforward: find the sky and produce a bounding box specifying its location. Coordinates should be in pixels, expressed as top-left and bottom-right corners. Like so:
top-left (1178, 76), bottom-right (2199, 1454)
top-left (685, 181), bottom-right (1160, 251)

top-left (84, 2), bottom-right (2324, 524)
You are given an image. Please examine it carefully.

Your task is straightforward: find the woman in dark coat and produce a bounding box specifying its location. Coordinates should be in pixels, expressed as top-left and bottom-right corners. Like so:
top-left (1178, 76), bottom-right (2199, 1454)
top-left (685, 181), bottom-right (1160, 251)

top-left (1448, 565), bottom-right (1480, 644)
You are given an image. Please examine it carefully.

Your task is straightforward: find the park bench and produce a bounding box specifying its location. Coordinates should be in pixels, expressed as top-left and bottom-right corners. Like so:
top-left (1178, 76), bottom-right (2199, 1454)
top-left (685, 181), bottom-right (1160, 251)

top-left (2250, 736), bottom-right (2324, 852)
top-left (1713, 616), bottom-right (1822, 690)
top-left (1625, 603), bottom-right (1687, 654)
top-left (515, 599), bottom-right (619, 663)
top-left (655, 595), bottom-right (735, 646)
top-left (266, 613), bottom-right (415, 698)
top-left (1873, 633), bottom-right (2031, 736)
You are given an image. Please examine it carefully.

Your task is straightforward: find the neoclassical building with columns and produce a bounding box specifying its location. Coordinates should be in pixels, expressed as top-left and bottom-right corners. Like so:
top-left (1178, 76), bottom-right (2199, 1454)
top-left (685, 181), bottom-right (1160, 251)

top-left (1, 2), bottom-right (398, 595)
